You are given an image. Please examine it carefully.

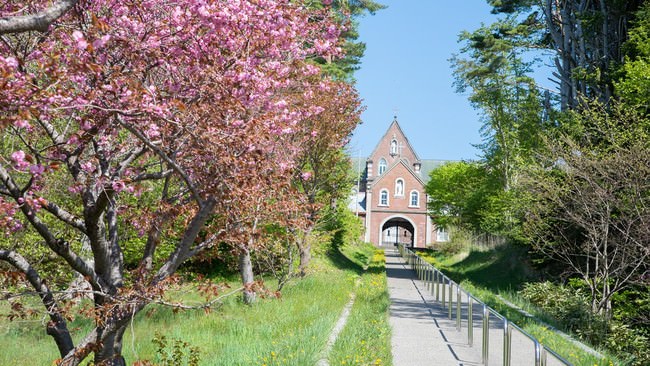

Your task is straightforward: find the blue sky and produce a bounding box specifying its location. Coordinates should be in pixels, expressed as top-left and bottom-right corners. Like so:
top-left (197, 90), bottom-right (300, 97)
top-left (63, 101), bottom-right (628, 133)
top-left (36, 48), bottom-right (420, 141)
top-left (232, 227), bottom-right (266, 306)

top-left (348, 1), bottom-right (500, 161)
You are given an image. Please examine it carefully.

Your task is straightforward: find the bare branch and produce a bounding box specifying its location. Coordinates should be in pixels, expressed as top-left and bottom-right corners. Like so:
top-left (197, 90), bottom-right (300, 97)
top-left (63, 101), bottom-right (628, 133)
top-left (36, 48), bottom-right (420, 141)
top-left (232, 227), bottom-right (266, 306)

top-left (115, 116), bottom-right (203, 205)
top-left (41, 199), bottom-right (86, 234)
top-left (0, 164), bottom-right (105, 291)
top-left (0, 0), bottom-right (79, 35)
top-left (0, 249), bottom-right (74, 356)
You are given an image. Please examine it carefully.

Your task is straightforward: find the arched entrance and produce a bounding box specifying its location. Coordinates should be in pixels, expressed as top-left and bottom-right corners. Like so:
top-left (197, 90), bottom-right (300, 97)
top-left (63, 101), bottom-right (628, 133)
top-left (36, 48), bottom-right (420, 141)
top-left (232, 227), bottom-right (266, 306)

top-left (380, 217), bottom-right (415, 247)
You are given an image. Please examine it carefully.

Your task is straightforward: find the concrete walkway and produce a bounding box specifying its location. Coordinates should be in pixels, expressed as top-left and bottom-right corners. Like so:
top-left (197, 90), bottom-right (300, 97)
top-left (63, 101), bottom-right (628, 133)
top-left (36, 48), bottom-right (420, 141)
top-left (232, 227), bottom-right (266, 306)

top-left (385, 248), bottom-right (566, 366)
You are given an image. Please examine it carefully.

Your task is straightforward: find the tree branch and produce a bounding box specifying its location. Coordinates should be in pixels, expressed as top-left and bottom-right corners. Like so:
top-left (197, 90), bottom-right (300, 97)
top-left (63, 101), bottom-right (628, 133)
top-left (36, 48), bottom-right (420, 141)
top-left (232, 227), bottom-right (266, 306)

top-left (0, 249), bottom-right (74, 357)
top-left (0, 0), bottom-right (79, 35)
top-left (116, 116), bottom-right (203, 205)
top-left (0, 164), bottom-right (105, 292)
top-left (42, 199), bottom-right (87, 234)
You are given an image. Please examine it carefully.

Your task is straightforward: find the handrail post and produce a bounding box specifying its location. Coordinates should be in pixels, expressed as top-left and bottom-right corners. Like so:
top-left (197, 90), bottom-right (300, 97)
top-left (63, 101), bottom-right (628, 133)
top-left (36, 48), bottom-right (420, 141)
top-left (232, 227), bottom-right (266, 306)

top-left (503, 319), bottom-right (511, 366)
top-left (448, 281), bottom-right (453, 319)
top-left (435, 270), bottom-right (440, 300)
top-left (468, 298), bottom-right (473, 346)
top-left (482, 304), bottom-right (489, 365)
top-left (448, 278), bottom-right (454, 320)
top-left (441, 276), bottom-right (446, 309)
top-left (456, 286), bottom-right (461, 331)
top-left (541, 347), bottom-right (547, 366)
top-left (534, 341), bottom-right (542, 366)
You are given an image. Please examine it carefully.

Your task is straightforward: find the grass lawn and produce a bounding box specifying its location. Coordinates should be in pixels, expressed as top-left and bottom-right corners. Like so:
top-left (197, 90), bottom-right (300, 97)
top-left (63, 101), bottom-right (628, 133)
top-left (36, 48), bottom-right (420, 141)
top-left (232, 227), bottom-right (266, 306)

top-left (329, 247), bottom-right (392, 366)
top-left (0, 243), bottom-right (392, 366)
top-left (417, 244), bottom-right (623, 366)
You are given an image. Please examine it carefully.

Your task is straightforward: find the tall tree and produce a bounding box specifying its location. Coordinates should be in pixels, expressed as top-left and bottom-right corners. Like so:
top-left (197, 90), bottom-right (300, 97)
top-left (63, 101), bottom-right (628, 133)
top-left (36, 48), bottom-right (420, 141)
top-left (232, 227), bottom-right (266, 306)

top-left (0, 0), bottom-right (351, 364)
top-left (309, 0), bottom-right (386, 80)
top-left (452, 17), bottom-right (545, 192)
top-left (522, 102), bottom-right (650, 317)
top-left (290, 79), bottom-right (362, 275)
top-left (486, 0), bottom-right (643, 110)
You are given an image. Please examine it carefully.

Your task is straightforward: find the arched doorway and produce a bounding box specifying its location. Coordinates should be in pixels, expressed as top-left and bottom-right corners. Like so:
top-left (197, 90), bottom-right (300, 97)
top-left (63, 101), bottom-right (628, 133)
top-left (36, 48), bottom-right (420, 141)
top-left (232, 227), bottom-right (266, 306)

top-left (380, 217), bottom-right (414, 247)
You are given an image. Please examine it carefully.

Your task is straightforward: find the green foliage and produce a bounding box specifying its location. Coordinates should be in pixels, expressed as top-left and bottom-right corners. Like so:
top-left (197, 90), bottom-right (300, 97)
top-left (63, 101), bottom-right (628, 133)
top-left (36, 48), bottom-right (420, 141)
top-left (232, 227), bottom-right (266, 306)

top-left (616, 2), bottom-right (650, 112)
top-left (426, 161), bottom-right (490, 230)
top-left (605, 323), bottom-right (650, 366)
top-left (323, 202), bottom-right (364, 250)
top-left (307, 0), bottom-right (386, 80)
top-left (426, 161), bottom-right (524, 239)
top-left (150, 333), bottom-right (201, 366)
top-left (519, 282), bottom-right (599, 335)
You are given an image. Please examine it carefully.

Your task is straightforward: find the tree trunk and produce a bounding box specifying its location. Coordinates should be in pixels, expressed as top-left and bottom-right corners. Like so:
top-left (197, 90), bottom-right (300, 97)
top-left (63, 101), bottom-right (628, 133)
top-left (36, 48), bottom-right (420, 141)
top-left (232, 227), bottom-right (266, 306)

top-left (239, 249), bottom-right (256, 304)
top-left (94, 324), bottom-right (127, 366)
top-left (298, 226), bottom-right (314, 277)
top-left (299, 245), bottom-right (311, 277)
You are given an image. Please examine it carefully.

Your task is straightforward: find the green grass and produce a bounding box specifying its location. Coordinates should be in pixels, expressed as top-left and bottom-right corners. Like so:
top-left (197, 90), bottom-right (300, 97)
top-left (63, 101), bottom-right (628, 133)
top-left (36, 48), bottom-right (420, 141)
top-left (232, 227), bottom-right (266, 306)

top-left (417, 243), bottom-right (536, 291)
top-left (0, 252), bottom-right (362, 365)
top-left (329, 248), bottom-right (392, 366)
top-left (338, 241), bottom-right (376, 270)
top-left (417, 243), bottom-right (623, 366)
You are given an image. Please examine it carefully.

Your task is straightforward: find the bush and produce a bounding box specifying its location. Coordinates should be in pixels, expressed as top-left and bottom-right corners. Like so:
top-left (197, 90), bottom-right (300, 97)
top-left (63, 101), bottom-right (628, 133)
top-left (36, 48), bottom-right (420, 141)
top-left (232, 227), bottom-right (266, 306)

top-left (134, 333), bottom-right (201, 366)
top-left (519, 281), bottom-right (607, 343)
top-left (606, 323), bottom-right (650, 366)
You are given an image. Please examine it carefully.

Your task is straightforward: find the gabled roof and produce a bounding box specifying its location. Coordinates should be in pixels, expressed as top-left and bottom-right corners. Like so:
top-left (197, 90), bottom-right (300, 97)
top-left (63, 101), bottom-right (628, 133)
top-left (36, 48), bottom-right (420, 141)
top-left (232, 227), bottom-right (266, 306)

top-left (374, 158), bottom-right (426, 187)
top-left (419, 159), bottom-right (451, 184)
top-left (368, 117), bottom-right (421, 162)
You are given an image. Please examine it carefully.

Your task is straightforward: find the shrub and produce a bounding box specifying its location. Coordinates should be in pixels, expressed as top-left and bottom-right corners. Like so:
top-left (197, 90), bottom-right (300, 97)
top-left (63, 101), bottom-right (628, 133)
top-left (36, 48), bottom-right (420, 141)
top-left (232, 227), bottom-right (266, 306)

top-left (519, 281), bottom-right (607, 342)
top-left (606, 323), bottom-right (650, 366)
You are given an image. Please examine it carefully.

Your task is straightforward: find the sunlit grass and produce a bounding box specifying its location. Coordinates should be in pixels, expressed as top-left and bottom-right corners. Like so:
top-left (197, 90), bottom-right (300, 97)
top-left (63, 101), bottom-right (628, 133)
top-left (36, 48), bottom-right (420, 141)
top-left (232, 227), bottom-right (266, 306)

top-left (329, 249), bottom-right (392, 366)
top-left (418, 244), bottom-right (624, 366)
top-left (0, 253), bottom-right (360, 365)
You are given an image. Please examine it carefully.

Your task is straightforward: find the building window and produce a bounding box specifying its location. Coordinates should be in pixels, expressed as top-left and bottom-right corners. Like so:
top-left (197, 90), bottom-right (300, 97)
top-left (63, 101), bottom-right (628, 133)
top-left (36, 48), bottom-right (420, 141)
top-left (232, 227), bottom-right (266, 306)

top-left (409, 190), bottom-right (419, 207)
top-left (379, 189), bottom-right (389, 206)
top-left (390, 139), bottom-right (398, 156)
top-left (395, 179), bottom-right (404, 196)
top-left (437, 227), bottom-right (449, 242)
top-left (378, 158), bottom-right (387, 175)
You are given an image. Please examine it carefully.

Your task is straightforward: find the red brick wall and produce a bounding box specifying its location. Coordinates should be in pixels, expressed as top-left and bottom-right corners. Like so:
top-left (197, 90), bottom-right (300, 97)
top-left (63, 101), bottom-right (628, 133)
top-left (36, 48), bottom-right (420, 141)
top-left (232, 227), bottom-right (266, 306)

top-left (368, 122), bottom-right (418, 178)
top-left (369, 162), bottom-right (428, 247)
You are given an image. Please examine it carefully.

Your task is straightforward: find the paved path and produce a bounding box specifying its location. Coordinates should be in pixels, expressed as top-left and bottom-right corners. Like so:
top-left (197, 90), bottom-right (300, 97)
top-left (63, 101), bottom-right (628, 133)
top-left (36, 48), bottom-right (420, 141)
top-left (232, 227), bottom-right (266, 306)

top-left (385, 248), bottom-right (566, 366)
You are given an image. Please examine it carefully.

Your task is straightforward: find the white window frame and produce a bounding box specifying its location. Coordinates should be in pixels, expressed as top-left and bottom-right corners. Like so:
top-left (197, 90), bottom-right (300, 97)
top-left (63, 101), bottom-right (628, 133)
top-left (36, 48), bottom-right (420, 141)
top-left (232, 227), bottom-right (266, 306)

top-left (378, 158), bottom-right (387, 175)
top-left (436, 227), bottom-right (449, 242)
top-left (409, 190), bottom-right (419, 207)
top-left (390, 139), bottom-right (398, 156)
top-left (395, 178), bottom-right (405, 197)
top-left (379, 189), bottom-right (389, 206)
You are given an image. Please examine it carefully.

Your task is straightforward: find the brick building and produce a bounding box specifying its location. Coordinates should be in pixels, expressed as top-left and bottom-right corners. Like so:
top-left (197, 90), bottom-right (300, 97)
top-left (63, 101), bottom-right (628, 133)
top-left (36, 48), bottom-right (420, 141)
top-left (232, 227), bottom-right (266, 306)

top-left (351, 118), bottom-right (449, 248)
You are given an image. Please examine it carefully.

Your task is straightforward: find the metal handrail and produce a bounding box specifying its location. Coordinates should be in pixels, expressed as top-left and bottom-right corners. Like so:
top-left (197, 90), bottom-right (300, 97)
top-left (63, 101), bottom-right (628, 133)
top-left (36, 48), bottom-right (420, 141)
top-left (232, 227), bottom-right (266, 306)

top-left (396, 244), bottom-right (573, 366)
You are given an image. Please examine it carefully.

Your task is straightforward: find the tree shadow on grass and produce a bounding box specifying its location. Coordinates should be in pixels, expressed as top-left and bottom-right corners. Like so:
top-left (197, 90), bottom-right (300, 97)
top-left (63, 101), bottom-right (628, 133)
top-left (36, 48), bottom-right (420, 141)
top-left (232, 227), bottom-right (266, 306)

top-left (439, 245), bottom-right (537, 292)
top-left (327, 246), bottom-right (366, 275)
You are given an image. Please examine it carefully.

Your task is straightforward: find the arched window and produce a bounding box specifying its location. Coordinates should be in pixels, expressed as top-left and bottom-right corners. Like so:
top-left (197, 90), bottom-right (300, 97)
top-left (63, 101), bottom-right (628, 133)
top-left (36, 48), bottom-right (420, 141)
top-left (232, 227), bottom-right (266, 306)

top-left (395, 179), bottom-right (404, 196)
top-left (379, 189), bottom-right (389, 206)
top-left (409, 190), bottom-right (419, 207)
top-left (378, 158), bottom-right (387, 175)
top-left (390, 139), bottom-right (398, 156)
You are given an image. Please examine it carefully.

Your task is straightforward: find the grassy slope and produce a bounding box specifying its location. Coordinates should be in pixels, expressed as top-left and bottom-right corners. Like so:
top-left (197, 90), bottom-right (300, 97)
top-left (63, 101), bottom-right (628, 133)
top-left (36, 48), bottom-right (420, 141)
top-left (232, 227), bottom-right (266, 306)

top-left (418, 244), bottom-right (622, 366)
top-left (0, 243), bottom-right (393, 366)
top-left (330, 246), bottom-right (392, 366)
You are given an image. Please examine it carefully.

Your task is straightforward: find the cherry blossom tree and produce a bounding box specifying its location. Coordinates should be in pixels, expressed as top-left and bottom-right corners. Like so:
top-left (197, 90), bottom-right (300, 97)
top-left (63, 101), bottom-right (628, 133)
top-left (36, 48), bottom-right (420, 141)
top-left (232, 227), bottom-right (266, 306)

top-left (0, 0), bottom-right (354, 364)
top-left (289, 79), bottom-right (362, 276)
